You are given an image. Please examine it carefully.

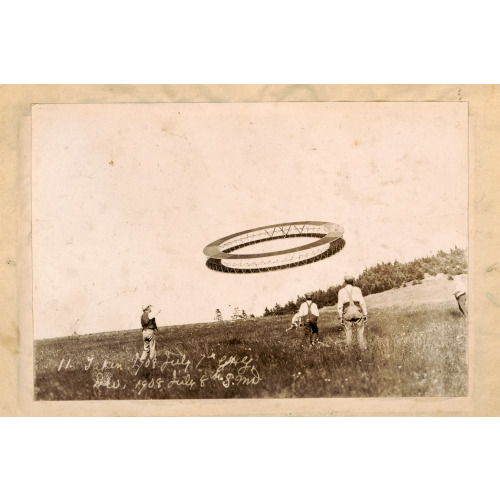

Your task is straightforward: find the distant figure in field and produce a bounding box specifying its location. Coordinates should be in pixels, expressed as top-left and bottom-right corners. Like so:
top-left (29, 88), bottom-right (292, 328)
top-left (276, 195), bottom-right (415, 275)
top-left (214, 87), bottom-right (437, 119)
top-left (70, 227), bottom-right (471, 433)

top-left (140, 304), bottom-right (161, 363)
top-left (299, 292), bottom-right (319, 345)
top-left (453, 277), bottom-right (467, 317)
top-left (286, 312), bottom-right (302, 332)
top-left (338, 275), bottom-right (368, 349)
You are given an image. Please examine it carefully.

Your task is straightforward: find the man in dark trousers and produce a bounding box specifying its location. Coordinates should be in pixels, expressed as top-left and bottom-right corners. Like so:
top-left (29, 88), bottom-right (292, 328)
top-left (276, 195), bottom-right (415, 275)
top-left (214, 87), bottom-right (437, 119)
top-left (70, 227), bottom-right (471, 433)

top-left (140, 304), bottom-right (161, 362)
top-left (298, 292), bottom-right (320, 345)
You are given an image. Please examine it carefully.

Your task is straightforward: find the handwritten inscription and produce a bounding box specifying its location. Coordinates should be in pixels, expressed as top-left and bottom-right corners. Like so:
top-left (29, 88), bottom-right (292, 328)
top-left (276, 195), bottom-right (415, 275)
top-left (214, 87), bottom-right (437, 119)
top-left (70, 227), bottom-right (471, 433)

top-left (209, 355), bottom-right (261, 388)
top-left (93, 371), bottom-right (124, 390)
top-left (56, 349), bottom-right (262, 396)
top-left (57, 358), bottom-right (72, 371)
top-left (85, 356), bottom-right (123, 371)
top-left (130, 349), bottom-right (191, 376)
top-left (135, 377), bottom-right (165, 395)
top-left (168, 370), bottom-right (196, 389)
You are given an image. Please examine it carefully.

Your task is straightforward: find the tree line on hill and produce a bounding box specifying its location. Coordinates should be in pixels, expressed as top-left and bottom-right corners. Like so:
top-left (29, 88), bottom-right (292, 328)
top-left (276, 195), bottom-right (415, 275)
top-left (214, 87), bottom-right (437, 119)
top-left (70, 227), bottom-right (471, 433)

top-left (262, 247), bottom-right (467, 317)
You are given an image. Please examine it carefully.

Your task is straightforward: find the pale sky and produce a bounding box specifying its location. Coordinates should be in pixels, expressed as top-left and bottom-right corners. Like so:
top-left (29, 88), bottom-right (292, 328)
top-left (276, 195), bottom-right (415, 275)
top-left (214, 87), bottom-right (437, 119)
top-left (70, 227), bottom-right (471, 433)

top-left (32, 102), bottom-right (468, 338)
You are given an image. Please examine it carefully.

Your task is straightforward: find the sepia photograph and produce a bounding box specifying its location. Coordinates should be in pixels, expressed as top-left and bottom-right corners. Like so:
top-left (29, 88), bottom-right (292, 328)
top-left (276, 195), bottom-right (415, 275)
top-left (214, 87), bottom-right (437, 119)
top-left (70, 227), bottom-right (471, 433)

top-left (31, 101), bottom-right (469, 401)
top-left (2, 4), bottom-right (500, 496)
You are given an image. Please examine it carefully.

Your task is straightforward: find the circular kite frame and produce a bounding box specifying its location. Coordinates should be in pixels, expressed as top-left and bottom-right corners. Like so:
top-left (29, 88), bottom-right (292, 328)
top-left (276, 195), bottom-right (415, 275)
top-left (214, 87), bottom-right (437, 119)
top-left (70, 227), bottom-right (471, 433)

top-left (203, 221), bottom-right (345, 273)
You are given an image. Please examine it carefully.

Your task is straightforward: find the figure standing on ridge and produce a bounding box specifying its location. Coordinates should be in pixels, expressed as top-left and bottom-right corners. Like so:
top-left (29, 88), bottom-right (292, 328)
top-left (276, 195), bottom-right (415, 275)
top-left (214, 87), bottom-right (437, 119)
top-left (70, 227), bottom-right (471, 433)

top-left (140, 304), bottom-right (161, 363)
top-left (299, 292), bottom-right (319, 345)
top-left (337, 275), bottom-right (368, 349)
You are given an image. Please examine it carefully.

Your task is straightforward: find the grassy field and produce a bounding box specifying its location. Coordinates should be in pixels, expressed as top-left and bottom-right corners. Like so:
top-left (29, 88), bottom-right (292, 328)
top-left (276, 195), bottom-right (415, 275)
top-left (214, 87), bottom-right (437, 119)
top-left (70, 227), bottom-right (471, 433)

top-left (34, 279), bottom-right (468, 400)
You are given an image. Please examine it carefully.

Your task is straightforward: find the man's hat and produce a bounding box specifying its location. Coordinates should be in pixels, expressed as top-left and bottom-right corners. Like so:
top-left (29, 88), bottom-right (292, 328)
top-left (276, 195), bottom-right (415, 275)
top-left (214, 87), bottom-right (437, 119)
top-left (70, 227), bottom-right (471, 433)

top-left (344, 275), bottom-right (354, 283)
top-left (142, 304), bottom-right (152, 311)
top-left (305, 292), bottom-right (313, 299)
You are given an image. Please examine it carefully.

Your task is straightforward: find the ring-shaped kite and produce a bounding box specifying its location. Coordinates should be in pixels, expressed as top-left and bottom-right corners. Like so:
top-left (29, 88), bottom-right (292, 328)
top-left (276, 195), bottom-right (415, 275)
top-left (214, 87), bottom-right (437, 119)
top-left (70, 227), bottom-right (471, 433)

top-left (203, 221), bottom-right (345, 273)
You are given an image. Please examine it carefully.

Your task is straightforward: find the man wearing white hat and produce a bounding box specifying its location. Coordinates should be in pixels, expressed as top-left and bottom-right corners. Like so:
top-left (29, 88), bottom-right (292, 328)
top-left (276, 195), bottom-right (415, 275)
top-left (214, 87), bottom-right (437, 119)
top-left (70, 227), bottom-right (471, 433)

top-left (337, 275), bottom-right (368, 348)
top-left (140, 304), bottom-right (162, 362)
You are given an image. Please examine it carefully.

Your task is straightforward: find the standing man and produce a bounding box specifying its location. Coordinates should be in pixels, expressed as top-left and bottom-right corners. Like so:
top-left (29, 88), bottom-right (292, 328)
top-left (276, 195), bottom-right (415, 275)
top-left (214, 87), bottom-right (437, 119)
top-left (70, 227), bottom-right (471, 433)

top-left (140, 304), bottom-right (161, 363)
top-left (453, 276), bottom-right (467, 317)
top-left (337, 275), bottom-right (368, 349)
top-left (298, 292), bottom-right (319, 345)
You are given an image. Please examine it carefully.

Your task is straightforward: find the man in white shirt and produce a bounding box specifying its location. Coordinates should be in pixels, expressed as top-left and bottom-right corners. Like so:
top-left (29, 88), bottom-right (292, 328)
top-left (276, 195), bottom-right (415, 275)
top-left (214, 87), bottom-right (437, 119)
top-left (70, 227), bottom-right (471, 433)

top-left (337, 275), bottom-right (368, 348)
top-left (453, 277), bottom-right (467, 317)
top-left (286, 312), bottom-right (302, 332)
top-left (298, 292), bottom-right (320, 345)
top-left (140, 304), bottom-right (162, 363)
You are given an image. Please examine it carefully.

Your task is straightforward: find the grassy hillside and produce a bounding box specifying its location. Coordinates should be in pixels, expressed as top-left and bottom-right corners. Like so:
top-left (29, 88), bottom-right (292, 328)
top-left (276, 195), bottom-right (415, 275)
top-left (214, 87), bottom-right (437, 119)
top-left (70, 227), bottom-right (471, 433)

top-left (264, 247), bottom-right (467, 316)
top-left (34, 276), bottom-right (468, 401)
top-left (327, 273), bottom-right (466, 312)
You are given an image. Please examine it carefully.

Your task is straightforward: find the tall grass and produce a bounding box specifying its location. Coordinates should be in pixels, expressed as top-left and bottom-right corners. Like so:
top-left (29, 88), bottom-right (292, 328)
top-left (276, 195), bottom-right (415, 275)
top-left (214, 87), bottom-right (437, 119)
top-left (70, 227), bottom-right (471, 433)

top-left (34, 301), bottom-right (467, 400)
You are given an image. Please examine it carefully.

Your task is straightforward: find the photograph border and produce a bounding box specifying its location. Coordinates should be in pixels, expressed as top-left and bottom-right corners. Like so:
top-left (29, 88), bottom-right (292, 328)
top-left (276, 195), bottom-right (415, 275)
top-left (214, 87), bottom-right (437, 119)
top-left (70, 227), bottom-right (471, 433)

top-left (2, 84), bottom-right (498, 416)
